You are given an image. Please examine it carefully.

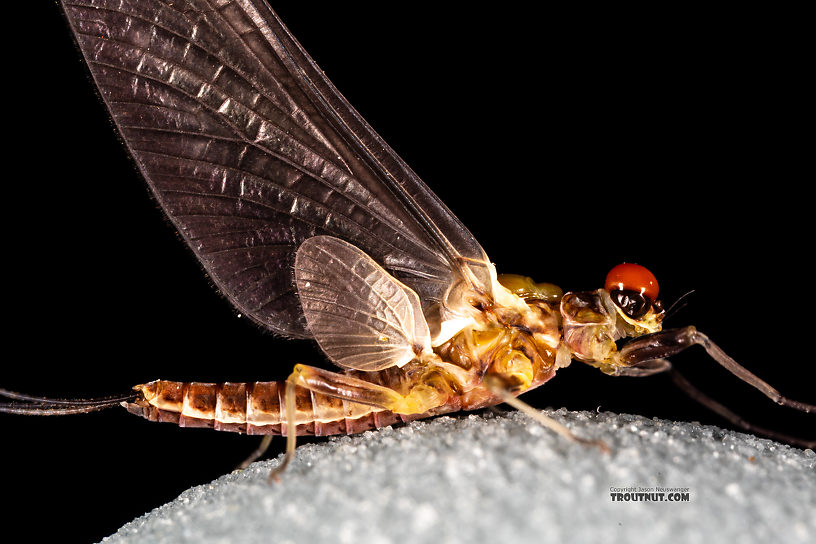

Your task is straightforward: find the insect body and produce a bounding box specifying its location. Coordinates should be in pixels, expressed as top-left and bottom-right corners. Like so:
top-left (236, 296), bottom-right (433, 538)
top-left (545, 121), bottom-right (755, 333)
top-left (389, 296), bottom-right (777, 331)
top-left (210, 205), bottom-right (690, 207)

top-left (2, 1), bottom-right (813, 472)
top-left (123, 258), bottom-right (669, 465)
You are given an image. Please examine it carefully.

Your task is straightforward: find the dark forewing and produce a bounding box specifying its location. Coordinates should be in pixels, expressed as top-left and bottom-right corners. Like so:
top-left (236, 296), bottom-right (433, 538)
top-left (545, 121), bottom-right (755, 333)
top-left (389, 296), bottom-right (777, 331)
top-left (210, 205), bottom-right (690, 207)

top-left (60, 0), bottom-right (490, 338)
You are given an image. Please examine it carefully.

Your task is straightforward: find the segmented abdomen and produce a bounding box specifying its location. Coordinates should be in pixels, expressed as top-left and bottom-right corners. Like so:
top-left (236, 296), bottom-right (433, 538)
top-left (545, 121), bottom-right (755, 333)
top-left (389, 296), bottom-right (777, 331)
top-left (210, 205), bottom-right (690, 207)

top-left (124, 380), bottom-right (417, 436)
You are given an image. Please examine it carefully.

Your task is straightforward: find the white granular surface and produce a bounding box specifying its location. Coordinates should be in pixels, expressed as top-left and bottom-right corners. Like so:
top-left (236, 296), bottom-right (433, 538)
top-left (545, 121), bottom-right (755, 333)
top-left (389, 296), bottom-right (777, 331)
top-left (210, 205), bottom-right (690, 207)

top-left (101, 410), bottom-right (815, 544)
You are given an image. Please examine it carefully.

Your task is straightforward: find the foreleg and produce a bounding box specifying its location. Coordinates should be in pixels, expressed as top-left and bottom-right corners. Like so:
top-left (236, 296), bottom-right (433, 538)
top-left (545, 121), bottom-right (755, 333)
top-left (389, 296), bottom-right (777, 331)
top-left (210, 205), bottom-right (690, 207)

top-left (618, 326), bottom-right (814, 412)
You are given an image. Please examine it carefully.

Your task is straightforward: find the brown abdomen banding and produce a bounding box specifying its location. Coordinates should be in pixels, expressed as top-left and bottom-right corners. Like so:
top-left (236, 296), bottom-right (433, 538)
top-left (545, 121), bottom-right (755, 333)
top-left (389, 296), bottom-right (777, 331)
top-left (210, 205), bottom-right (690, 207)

top-left (124, 380), bottom-right (406, 436)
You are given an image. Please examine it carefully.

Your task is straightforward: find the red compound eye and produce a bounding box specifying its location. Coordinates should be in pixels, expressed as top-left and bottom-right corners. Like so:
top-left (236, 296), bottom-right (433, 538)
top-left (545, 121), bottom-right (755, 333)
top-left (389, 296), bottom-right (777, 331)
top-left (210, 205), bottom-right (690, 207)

top-left (605, 263), bottom-right (659, 301)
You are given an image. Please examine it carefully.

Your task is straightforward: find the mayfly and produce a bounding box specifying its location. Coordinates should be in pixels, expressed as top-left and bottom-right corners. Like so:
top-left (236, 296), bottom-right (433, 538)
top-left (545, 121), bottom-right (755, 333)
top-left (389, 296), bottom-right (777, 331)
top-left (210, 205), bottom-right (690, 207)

top-left (2, 1), bottom-right (813, 480)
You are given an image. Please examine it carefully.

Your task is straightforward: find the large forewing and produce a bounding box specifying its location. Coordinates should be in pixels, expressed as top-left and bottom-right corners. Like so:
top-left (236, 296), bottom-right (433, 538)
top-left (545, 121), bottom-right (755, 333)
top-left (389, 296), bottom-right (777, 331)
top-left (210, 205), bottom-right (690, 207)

top-left (60, 0), bottom-right (492, 338)
top-left (295, 237), bottom-right (431, 371)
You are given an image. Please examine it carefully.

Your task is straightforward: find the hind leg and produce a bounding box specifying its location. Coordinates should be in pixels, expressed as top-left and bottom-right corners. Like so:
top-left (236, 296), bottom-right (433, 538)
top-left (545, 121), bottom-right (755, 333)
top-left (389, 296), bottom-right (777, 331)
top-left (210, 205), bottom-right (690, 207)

top-left (268, 364), bottom-right (451, 481)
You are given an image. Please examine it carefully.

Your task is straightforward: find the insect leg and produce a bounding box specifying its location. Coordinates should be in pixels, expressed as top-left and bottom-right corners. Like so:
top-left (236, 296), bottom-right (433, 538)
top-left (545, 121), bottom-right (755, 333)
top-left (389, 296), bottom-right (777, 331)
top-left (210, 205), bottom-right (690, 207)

top-left (612, 358), bottom-right (672, 377)
top-left (484, 376), bottom-right (610, 453)
top-left (269, 380), bottom-right (297, 483)
top-left (670, 370), bottom-right (815, 449)
top-left (237, 435), bottom-right (274, 470)
top-left (618, 326), bottom-right (815, 413)
top-left (614, 345), bottom-right (814, 446)
top-left (286, 364), bottom-right (449, 415)
top-left (268, 364), bottom-right (450, 481)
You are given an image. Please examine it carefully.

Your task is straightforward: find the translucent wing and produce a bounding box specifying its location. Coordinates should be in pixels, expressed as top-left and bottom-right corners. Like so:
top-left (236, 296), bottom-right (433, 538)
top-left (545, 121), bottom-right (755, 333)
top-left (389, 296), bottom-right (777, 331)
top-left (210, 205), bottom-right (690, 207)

top-left (60, 0), bottom-right (492, 338)
top-left (295, 236), bottom-right (430, 371)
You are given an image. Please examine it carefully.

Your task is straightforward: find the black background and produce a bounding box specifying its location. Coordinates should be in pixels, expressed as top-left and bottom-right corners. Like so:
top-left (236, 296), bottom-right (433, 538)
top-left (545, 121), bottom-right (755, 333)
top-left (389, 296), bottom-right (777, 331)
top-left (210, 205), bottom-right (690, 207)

top-left (3, 3), bottom-right (813, 543)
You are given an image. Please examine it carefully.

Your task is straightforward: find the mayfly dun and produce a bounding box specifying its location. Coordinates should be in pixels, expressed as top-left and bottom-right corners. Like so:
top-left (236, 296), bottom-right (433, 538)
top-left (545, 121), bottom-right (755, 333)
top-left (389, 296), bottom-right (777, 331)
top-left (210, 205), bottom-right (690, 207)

top-left (2, 0), bottom-right (813, 488)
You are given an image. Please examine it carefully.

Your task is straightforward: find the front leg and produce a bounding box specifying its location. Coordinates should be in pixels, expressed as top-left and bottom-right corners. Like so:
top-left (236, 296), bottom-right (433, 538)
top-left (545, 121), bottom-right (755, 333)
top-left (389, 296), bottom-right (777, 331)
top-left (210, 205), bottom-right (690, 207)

top-left (613, 358), bottom-right (671, 377)
top-left (617, 327), bottom-right (698, 366)
top-left (618, 326), bottom-right (814, 413)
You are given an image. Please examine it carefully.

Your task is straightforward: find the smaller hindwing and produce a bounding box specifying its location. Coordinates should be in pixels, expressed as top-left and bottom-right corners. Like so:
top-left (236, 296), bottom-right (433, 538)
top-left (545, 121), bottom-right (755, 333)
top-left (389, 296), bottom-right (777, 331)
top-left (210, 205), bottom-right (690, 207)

top-left (295, 236), bottom-right (432, 371)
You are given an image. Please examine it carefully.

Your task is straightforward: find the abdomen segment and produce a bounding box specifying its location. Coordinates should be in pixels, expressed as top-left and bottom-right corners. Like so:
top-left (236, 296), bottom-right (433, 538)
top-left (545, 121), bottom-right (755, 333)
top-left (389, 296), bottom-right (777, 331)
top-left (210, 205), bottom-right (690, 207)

top-left (124, 380), bottom-right (410, 436)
